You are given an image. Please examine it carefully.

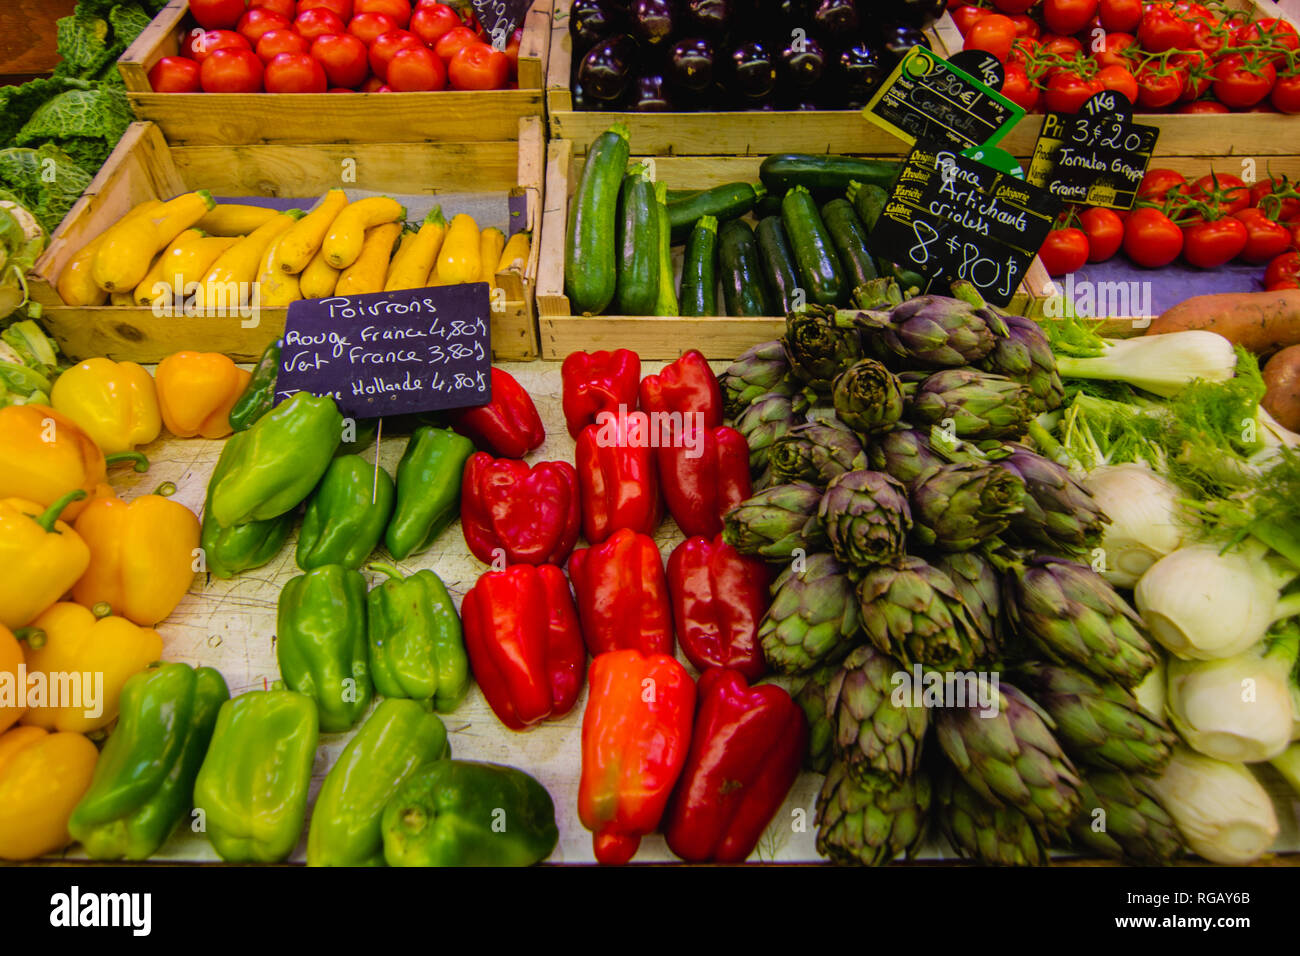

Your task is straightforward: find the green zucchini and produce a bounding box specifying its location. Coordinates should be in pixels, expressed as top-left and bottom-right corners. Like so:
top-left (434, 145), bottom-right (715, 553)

top-left (680, 215), bottom-right (718, 317)
top-left (565, 122), bottom-right (631, 314)
top-left (755, 215), bottom-right (801, 314)
top-left (822, 199), bottom-right (877, 292)
top-left (653, 181), bottom-right (679, 316)
top-left (760, 154), bottom-right (901, 197)
top-left (754, 191), bottom-right (784, 219)
top-left (847, 180), bottom-right (889, 233)
top-left (615, 162), bottom-right (661, 315)
top-left (667, 181), bottom-right (765, 242)
top-left (666, 187), bottom-right (702, 202)
top-left (781, 186), bottom-right (844, 307)
top-left (718, 219), bottom-right (773, 317)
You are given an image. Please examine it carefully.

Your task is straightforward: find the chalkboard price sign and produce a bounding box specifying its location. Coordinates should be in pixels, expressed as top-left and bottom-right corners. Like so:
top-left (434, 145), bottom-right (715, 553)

top-left (470, 0), bottom-right (531, 49)
top-left (867, 143), bottom-right (1062, 307)
top-left (276, 283), bottom-right (493, 420)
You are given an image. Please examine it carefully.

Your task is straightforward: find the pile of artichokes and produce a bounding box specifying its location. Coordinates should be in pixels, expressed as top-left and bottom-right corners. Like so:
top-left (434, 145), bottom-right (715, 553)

top-left (719, 285), bottom-right (1183, 866)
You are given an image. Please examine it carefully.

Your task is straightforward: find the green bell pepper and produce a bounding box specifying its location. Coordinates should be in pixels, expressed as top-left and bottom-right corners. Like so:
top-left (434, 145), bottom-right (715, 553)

top-left (209, 391), bottom-right (343, 528)
top-left (381, 760), bottom-right (559, 867)
top-left (384, 425), bottom-right (474, 561)
top-left (276, 564), bottom-right (372, 733)
top-left (192, 689), bottom-right (319, 863)
top-left (67, 662), bottom-right (229, 860)
top-left (228, 339), bottom-right (281, 432)
top-left (367, 562), bottom-right (469, 712)
top-left (306, 698), bottom-right (451, 867)
top-left (297, 455), bottom-right (395, 571)
top-left (201, 429), bottom-right (294, 579)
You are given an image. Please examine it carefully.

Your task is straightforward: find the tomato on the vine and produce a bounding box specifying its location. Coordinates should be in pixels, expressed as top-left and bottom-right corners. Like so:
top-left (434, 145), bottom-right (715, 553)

top-left (1039, 227), bottom-right (1090, 276)
top-left (1136, 65), bottom-right (1181, 109)
top-left (1079, 207), bottom-right (1124, 261)
top-left (1137, 7), bottom-right (1194, 52)
top-left (1182, 217), bottom-right (1248, 268)
top-left (1233, 208), bottom-right (1293, 264)
top-left (1123, 207), bottom-right (1184, 267)
top-left (1045, 70), bottom-right (1104, 112)
top-left (1188, 172), bottom-right (1251, 216)
top-left (1098, 0), bottom-right (1142, 33)
top-left (1096, 64), bottom-right (1138, 104)
top-left (1251, 178), bottom-right (1300, 221)
top-left (1092, 32), bottom-right (1137, 71)
top-left (1001, 62), bottom-right (1040, 110)
top-left (1235, 18), bottom-right (1299, 68)
top-left (992, 0), bottom-right (1035, 13)
top-left (1272, 72), bottom-right (1300, 114)
top-left (951, 4), bottom-right (991, 36)
top-left (1171, 50), bottom-right (1212, 101)
top-left (1137, 168), bottom-right (1187, 203)
top-left (964, 14), bottom-right (1018, 64)
top-left (1043, 0), bottom-right (1099, 37)
top-left (1264, 250), bottom-right (1300, 287)
top-left (1213, 54), bottom-right (1277, 109)
top-left (1009, 14), bottom-right (1040, 38)
top-left (1039, 33), bottom-right (1084, 58)
top-left (1008, 36), bottom-right (1039, 66)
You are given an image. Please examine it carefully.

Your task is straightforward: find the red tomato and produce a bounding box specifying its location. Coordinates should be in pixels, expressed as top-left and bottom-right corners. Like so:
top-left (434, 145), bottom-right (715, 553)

top-left (1187, 18), bottom-right (1226, 55)
top-left (1001, 62), bottom-right (1040, 110)
top-left (1006, 14), bottom-right (1038, 38)
top-left (1182, 217), bottom-right (1248, 268)
top-left (294, 8), bottom-right (346, 39)
top-left (237, 8), bottom-right (291, 44)
top-left (991, 0), bottom-right (1034, 12)
top-left (1137, 168), bottom-right (1186, 203)
top-left (199, 47), bottom-right (265, 92)
top-left (964, 14), bottom-right (1017, 63)
top-left (1272, 72), bottom-right (1300, 114)
top-left (1189, 172), bottom-right (1250, 216)
top-left (369, 30), bottom-right (423, 80)
top-left (148, 56), bottom-right (202, 92)
top-left (1039, 33), bottom-right (1083, 58)
top-left (190, 0), bottom-right (248, 30)
top-left (264, 51), bottom-right (329, 91)
top-left (255, 28), bottom-right (310, 62)
top-left (359, 74), bottom-right (386, 91)
top-left (1265, 250), bottom-right (1300, 286)
top-left (1236, 18), bottom-right (1299, 67)
top-left (348, 11), bottom-right (398, 44)
top-left (1092, 32), bottom-right (1137, 71)
top-left (1171, 50), bottom-right (1211, 101)
top-left (252, 0), bottom-right (296, 16)
top-left (1213, 54), bottom-right (1277, 109)
top-left (1045, 71), bottom-right (1104, 112)
top-left (504, 26), bottom-right (522, 80)
top-left (447, 41), bottom-right (509, 90)
top-left (1098, 0), bottom-right (1141, 32)
top-left (1123, 207), bottom-right (1184, 267)
top-left (185, 29), bottom-right (252, 61)
top-left (1039, 228), bottom-right (1090, 277)
top-left (1178, 99), bottom-right (1228, 113)
top-left (386, 45), bottom-right (447, 90)
top-left (1251, 179), bottom-right (1300, 221)
top-left (1136, 65), bottom-right (1181, 109)
top-left (354, 0), bottom-right (411, 28)
top-left (1233, 208), bottom-right (1292, 263)
top-left (299, 0), bottom-right (354, 18)
top-left (951, 4), bottom-right (991, 36)
top-left (409, 3), bottom-right (461, 46)
top-left (1079, 207), bottom-right (1124, 261)
top-left (1043, 0), bottom-right (1098, 36)
top-left (311, 32), bottom-right (369, 87)
top-left (1137, 7), bottom-right (1193, 52)
top-left (1007, 36), bottom-right (1039, 66)
top-left (434, 25), bottom-right (480, 60)
top-left (1096, 64), bottom-right (1138, 103)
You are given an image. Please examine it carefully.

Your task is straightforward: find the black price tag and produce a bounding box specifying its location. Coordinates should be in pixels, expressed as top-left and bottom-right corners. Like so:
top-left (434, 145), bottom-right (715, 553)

top-left (1027, 91), bottom-right (1159, 210)
top-left (469, 0), bottom-right (530, 50)
top-left (862, 46), bottom-right (1025, 151)
top-left (276, 284), bottom-right (493, 419)
top-left (867, 143), bottom-right (1062, 307)
top-left (947, 50), bottom-right (1005, 92)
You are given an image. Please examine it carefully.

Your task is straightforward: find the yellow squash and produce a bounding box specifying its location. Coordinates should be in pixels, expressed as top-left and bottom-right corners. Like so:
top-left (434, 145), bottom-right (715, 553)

top-left (197, 203), bottom-right (280, 236)
top-left (322, 196), bottom-right (405, 269)
top-left (497, 229), bottom-right (531, 273)
top-left (299, 244), bottom-right (340, 299)
top-left (479, 227), bottom-right (506, 283)
top-left (436, 213), bottom-right (481, 284)
top-left (131, 228), bottom-right (204, 306)
top-left (385, 206), bottom-right (446, 291)
top-left (335, 221), bottom-right (403, 297)
top-left (57, 201), bottom-right (163, 306)
top-left (92, 190), bottom-right (215, 293)
top-left (277, 189), bottom-right (348, 274)
top-left (109, 291), bottom-right (135, 306)
top-left (259, 233), bottom-right (303, 307)
top-left (201, 208), bottom-right (302, 307)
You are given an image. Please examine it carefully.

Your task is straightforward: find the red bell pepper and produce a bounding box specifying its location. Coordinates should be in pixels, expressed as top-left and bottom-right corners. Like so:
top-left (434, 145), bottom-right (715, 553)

top-left (579, 649), bottom-right (696, 865)
top-left (663, 668), bottom-right (807, 863)
top-left (574, 422), bottom-right (662, 544)
top-left (449, 367), bottom-right (545, 459)
top-left (569, 528), bottom-right (674, 658)
top-left (638, 349), bottom-right (723, 429)
top-left (461, 452), bottom-right (581, 566)
top-left (658, 424), bottom-right (752, 538)
top-left (561, 349), bottom-right (641, 439)
top-left (667, 534), bottom-right (771, 680)
top-left (461, 564), bottom-right (586, 730)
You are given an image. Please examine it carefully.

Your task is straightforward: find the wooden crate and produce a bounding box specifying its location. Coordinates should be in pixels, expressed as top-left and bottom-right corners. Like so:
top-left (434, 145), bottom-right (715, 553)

top-left (117, 0), bottom-right (551, 145)
top-left (28, 117), bottom-right (547, 363)
top-left (536, 138), bottom-right (1051, 361)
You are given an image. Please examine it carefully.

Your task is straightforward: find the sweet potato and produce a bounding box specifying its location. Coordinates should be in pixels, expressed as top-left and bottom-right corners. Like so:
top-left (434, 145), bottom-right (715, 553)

top-left (1262, 344), bottom-right (1300, 432)
top-left (1146, 290), bottom-right (1300, 356)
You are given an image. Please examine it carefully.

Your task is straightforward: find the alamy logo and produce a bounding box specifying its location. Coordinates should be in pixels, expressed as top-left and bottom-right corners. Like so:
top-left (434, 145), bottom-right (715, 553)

top-left (0, 666), bottom-right (103, 719)
top-left (890, 664), bottom-right (1000, 718)
top-left (50, 886), bottom-right (151, 937)
top-left (591, 404), bottom-right (706, 459)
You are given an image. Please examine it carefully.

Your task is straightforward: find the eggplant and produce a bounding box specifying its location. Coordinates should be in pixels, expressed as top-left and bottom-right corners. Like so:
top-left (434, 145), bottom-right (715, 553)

top-left (879, 23), bottom-right (930, 63)
top-left (632, 0), bottom-right (675, 45)
top-left (668, 37), bottom-right (716, 93)
top-left (835, 40), bottom-right (885, 106)
top-left (728, 39), bottom-right (777, 100)
top-left (578, 35), bottom-right (638, 102)
top-left (685, 0), bottom-right (729, 35)
top-left (812, 0), bottom-right (858, 35)
top-left (632, 72), bottom-right (674, 110)
top-left (880, 0), bottom-right (945, 29)
top-left (570, 0), bottom-right (618, 53)
top-left (778, 34), bottom-right (825, 88)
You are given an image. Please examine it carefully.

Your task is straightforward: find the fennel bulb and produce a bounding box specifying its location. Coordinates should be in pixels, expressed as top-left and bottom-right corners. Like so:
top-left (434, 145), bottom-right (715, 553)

top-left (1134, 543), bottom-right (1300, 660)
top-left (1166, 628), bottom-right (1300, 763)
top-left (1082, 463), bottom-right (1188, 587)
top-left (1144, 748), bottom-right (1278, 864)
top-left (1054, 331), bottom-right (1236, 398)
top-left (1133, 652), bottom-right (1167, 722)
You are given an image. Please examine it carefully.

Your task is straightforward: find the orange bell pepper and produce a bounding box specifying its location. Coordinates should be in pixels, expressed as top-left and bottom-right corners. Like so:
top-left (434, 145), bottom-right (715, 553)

top-left (0, 725), bottom-right (98, 860)
top-left (155, 351), bottom-right (251, 439)
top-left (0, 626), bottom-right (24, 734)
top-left (20, 602), bottom-right (163, 734)
top-left (50, 357), bottom-right (162, 455)
top-left (73, 490), bottom-right (201, 626)
top-left (0, 490), bottom-right (91, 629)
top-left (0, 405), bottom-right (145, 521)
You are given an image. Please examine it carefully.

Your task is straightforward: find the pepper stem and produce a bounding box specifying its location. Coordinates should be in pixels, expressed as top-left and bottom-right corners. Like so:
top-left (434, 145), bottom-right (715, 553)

top-left (35, 489), bottom-right (86, 532)
top-left (367, 561), bottom-right (405, 582)
top-left (13, 627), bottom-right (45, 649)
top-left (106, 451), bottom-right (149, 473)
top-left (91, 602), bottom-right (113, 619)
top-left (153, 481), bottom-right (177, 497)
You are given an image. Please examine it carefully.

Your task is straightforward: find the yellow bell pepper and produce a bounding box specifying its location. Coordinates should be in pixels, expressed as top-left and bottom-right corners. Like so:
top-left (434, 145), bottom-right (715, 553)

top-left (0, 405), bottom-right (143, 521)
top-left (0, 625), bottom-right (24, 734)
top-left (0, 724), bottom-right (98, 860)
top-left (20, 602), bottom-right (162, 734)
top-left (49, 358), bottom-right (162, 455)
top-left (155, 351), bottom-right (251, 440)
top-left (0, 491), bottom-right (91, 630)
top-left (72, 491), bottom-right (200, 626)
